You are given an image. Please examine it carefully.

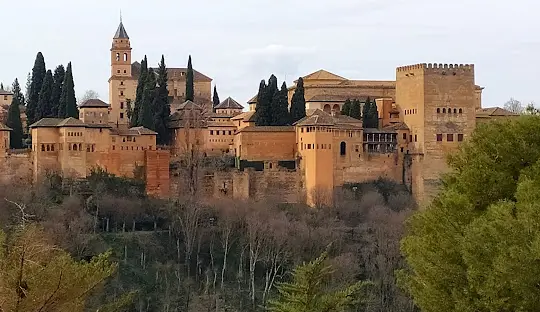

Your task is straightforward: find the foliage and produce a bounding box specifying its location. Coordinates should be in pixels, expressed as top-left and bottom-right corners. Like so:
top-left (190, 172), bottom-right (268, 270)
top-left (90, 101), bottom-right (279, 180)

top-left (268, 250), bottom-right (371, 312)
top-left (213, 85), bottom-right (220, 109)
top-left (79, 89), bottom-right (100, 105)
top-left (360, 98), bottom-right (379, 128)
top-left (289, 77), bottom-right (306, 123)
top-left (523, 102), bottom-right (539, 115)
top-left (6, 91), bottom-right (24, 149)
top-left (255, 80), bottom-right (271, 126)
top-left (185, 55), bottom-right (194, 101)
top-left (87, 167), bottom-right (146, 198)
top-left (503, 97), bottom-right (523, 114)
top-left (131, 56), bottom-right (148, 127)
top-left (0, 225), bottom-right (117, 312)
top-left (153, 55), bottom-right (170, 144)
top-left (36, 69), bottom-right (54, 120)
top-left (256, 75), bottom-right (291, 126)
top-left (271, 82), bottom-right (291, 126)
top-left (349, 99), bottom-right (361, 119)
top-left (138, 68), bottom-right (156, 129)
top-left (27, 52), bottom-right (47, 126)
top-left (59, 62), bottom-right (78, 119)
top-left (51, 65), bottom-right (65, 117)
top-left (399, 116), bottom-right (540, 312)
top-left (11, 78), bottom-right (25, 106)
top-left (341, 99), bottom-right (351, 116)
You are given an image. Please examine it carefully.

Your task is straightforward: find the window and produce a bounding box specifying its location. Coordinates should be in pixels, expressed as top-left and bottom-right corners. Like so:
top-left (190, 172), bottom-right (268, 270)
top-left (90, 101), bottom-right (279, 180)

top-left (73, 144), bottom-right (78, 151)
top-left (459, 108), bottom-right (463, 114)
top-left (117, 70), bottom-right (120, 74)
top-left (120, 81), bottom-right (124, 85)
top-left (113, 145), bottom-right (115, 150)
top-left (400, 147), bottom-right (404, 152)
top-left (120, 91), bottom-right (124, 96)
top-left (453, 108), bottom-right (457, 113)
top-left (436, 134), bottom-right (443, 141)
top-left (340, 141), bottom-right (346, 156)
top-left (116, 53), bottom-right (120, 61)
top-left (210, 130), bottom-right (213, 135)
top-left (120, 102), bottom-right (124, 109)
top-left (442, 108), bottom-right (446, 113)
top-left (402, 133), bottom-right (407, 140)
top-left (355, 145), bottom-right (359, 152)
top-left (437, 108), bottom-right (440, 113)
top-left (123, 70), bottom-right (127, 73)
top-left (414, 135), bottom-right (417, 142)
top-left (123, 53), bottom-right (128, 62)
top-left (447, 134), bottom-right (454, 142)
top-left (458, 134), bottom-right (464, 142)
top-left (120, 113), bottom-right (124, 119)
top-left (447, 108), bottom-right (451, 114)
top-left (41, 144), bottom-right (45, 151)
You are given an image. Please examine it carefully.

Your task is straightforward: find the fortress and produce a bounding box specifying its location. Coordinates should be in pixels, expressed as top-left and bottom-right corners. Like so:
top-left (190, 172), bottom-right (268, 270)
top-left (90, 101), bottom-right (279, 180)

top-left (0, 20), bottom-right (519, 205)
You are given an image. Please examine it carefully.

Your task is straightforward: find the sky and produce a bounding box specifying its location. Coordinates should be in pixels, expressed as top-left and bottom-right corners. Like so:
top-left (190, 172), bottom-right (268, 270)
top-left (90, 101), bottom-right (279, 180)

top-left (1, 0), bottom-right (538, 108)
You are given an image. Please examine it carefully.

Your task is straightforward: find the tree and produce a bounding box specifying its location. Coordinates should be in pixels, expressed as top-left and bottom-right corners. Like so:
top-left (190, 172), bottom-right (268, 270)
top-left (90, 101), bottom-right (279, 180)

top-left (27, 52), bottom-right (46, 126)
top-left (138, 68), bottom-right (156, 129)
top-left (185, 55), bottom-right (194, 101)
top-left (0, 225), bottom-right (117, 311)
top-left (255, 80), bottom-right (271, 126)
top-left (368, 98), bottom-right (379, 128)
top-left (24, 72), bottom-right (31, 106)
top-left (341, 99), bottom-right (351, 116)
top-left (271, 81), bottom-right (290, 126)
top-left (399, 116), bottom-right (540, 312)
top-left (131, 56), bottom-right (148, 127)
top-left (0, 83), bottom-right (3, 90)
top-left (50, 65), bottom-right (65, 117)
top-left (524, 102), bottom-right (539, 115)
top-left (212, 85), bottom-right (220, 109)
top-left (59, 62), bottom-right (78, 118)
top-left (268, 250), bottom-right (370, 312)
top-left (6, 82), bottom-right (24, 149)
top-left (290, 77), bottom-right (306, 123)
top-left (36, 70), bottom-right (54, 120)
top-left (350, 99), bottom-right (361, 120)
top-left (504, 97), bottom-right (523, 114)
top-left (78, 89), bottom-right (100, 105)
top-left (153, 55), bottom-right (170, 144)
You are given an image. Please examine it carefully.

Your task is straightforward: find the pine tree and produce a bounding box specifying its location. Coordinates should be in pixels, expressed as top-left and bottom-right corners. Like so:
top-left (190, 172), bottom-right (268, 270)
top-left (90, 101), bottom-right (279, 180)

top-left (138, 68), bottom-right (156, 129)
top-left (341, 99), bottom-right (352, 116)
top-left (6, 80), bottom-right (24, 149)
top-left (24, 72), bottom-right (31, 106)
top-left (255, 80), bottom-right (271, 126)
top-left (50, 65), bottom-right (65, 117)
top-left (131, 56), bottom-right (148, 127)
top-left (185, 55), bottom-right (194, 101)
top-left (27, 52), bottom-right (46, 126)
top-left (11, 78), bottom-right (25, 106)
top-left (59, 62), bottom-right (78, 118)
top-left (350, 99), bottom-right (361, 120)
top-left (36, 70), bottom-right (54, 120)
top-left (272, 81), bottom-right (291, 125)
top-left (153, 55), bottom-right (170, 144)
top-left (289, 77), bottom-right (306, 123)
top-left (212, 85), bottom-right (220, 109)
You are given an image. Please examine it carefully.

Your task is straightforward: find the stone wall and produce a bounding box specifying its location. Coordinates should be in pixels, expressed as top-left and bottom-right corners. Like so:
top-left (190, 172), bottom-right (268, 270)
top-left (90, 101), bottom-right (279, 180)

top-left (145, 150), bottom-right (170, 198)
top-left (0, 151), bottom-right (33, 185)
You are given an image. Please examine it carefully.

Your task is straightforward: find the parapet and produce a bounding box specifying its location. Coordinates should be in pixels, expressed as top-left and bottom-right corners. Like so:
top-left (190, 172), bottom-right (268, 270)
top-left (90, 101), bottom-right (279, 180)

top-left (397, 63), bottom-right (474, 73)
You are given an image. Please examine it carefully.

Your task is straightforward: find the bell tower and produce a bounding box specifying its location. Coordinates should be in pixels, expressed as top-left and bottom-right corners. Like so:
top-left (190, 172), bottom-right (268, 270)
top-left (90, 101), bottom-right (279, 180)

top-left (109, 16), bottom-right (132, 126)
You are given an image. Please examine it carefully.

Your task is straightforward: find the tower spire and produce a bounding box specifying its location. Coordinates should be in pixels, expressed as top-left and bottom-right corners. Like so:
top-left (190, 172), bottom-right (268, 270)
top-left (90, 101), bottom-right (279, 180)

top-left (120, 9), bottom-right (122, 23)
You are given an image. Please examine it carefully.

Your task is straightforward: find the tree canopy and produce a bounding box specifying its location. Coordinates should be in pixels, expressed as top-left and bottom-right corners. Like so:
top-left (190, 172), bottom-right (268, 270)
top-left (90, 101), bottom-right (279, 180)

top-left (153, 55), bottom-right (170, 144)
top-left (185, 55), bottom-right (194, 101)
top-left (58, 62), bottom-right (78, 119)
top-left (349, 99), bottom-right (361, 119)
top-left (131, 56), bottom-right (148, 127)
top-left (27, 52), bottom-right (46, 126)
top-left (6, 79), bottom-right (24, 149)
top-left (399, 116), bottom-right (540, 312)
top-left (289, 77), bottom-right (306, 123)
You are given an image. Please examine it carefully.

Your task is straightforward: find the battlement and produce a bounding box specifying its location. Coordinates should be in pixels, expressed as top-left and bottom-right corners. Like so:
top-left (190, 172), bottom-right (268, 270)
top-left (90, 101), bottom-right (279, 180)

top-left (397, 63), bottom-right (474, 73)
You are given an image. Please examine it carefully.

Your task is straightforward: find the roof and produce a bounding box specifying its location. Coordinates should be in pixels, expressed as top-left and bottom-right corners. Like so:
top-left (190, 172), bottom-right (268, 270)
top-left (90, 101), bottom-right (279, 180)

top-left (79, 99), bottom-right (110, 108)
top-left (56, 117), bottom-right (86, 127)
top-left (294, 109), bottom-right (362, 128)
top-left (131, 62), bottom-right (212, 82)
top-left (128, 126), bottom-right (157, 135)
top-left (298, 69), bottom-right (346, 82)
top-left (237, 126), bottom-right (294, 133)
top-left (247, 94), bottom-right (258, 104)
top-left (231, 111), bottom-right (256, 122)
top-left (114, 21), bottom-right (129, 39)
top-left (178, 100), bottom-right (202, 110)
top-left (29, 117), bottom-right (154, 135)
top-left (383, 122), bottom-right (409, 131)
top-left (0, 89), bottom-right (13, 96)
top-left (0, 123), bottom-right (12, 131)
top-left (476, 107), bottom-right (519, 117)
top-left (306, 94), bottom-right (377, 102)
top-left (363, 127), bottom-right (396, 133)
top-left (215, 97), bottom-right (244, 109)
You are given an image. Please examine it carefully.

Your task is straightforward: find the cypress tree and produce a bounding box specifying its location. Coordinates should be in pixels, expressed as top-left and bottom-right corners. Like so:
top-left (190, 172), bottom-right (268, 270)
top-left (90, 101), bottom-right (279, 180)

top-left (11, 78), bottom-right (25, 107)
top-left (0, 83), bottom-right (3, 90)
top-left (50, 65), bottom-right (65, 117)
top-left (7, 79), bottom-right (24, 149)
top-left (369, 99), bottom-right (379, 128)
top-left (138, 68), bottom-right (156, 129)
top-left (289, 77), bottom-right (306, 123)
top-left (350, 99), bottom-right (361, 120)
top-left (185, 55), bottom-right (194, 101)
top-left (131, 56), bottom-right (148, 127)
top-left (272, 81), bottom-right (290, 125)
top-left (27, 52), bottom-right (46, 126)
top-left (361, 97), bottom-right (371, 126)
top-left (36, 70), bottom-right (54, 120)
top-left (255, 80), bottom-right (271, 126)
top-left (212, 85), bottom-right (220, 109)
top-left (59, 62), bottom-right (78, 119)
top-left (341, 99), bottom-right (352, 116)
top-left (24, 72), bottom-right (31, 105)
top-left (153, 55), bottom-right (170, 144)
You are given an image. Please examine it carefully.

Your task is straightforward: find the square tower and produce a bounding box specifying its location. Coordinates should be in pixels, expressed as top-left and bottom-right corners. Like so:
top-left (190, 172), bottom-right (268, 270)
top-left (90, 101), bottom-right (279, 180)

top-left (396, 63), bottom-right (476, 201)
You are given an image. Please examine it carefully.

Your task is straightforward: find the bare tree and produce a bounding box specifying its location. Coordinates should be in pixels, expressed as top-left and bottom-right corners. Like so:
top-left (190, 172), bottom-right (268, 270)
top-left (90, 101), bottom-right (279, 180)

top-left (179, 105), bottom-right (208, 196)
top-left (78, 89), bottom-right (100, 105)
top-left (503, 97), bottom-right (523, 114)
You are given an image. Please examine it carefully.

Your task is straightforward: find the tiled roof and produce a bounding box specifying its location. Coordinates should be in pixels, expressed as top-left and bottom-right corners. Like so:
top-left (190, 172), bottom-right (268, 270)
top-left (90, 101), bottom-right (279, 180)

top-left (237, 126), bottom-right (294, 133)
top-left (363, 127), bottom-right (396, 133)
top-left (300, 69), bottom-right (346, 81)
top-left (79, 99), bottom-right (110, 108)
top-left (129, 126), bottom-right (157, 135)
top-left (215, 97), bottom-right (244, 109)
top-left (231, 111), bottom-right (256, 122)
top-left (29, 118), bottom-right (65, 128)
top-left (131, 62), bottom-right (212, 82)
top-left (247, 94), bottom-right (258, 104)
top-left (0, 89), bottom-right (13, 95)
top-left (476, 107), bottom-right (519, 117)
top-left (338, 80), bottom-right (396, 87)
top-left (295, 109), bottom-right (362, 129)
top-left (0, 123), bottom-right (12, 131)
top-left (114, 22), bottom-right (129, 39)
top-left (178, 100), bottom-right (202, 110)
top-left (383, 122), bottom-right (409, 131)
top-left (57, 117), bottom-right (86, 127)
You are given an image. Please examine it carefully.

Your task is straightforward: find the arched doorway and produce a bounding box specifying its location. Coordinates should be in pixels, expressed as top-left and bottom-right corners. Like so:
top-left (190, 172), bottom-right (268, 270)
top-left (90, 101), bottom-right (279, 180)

top-left (332, 104), bottom-right (340, 114)
top-left (323, 104), bottom-right (331, 113)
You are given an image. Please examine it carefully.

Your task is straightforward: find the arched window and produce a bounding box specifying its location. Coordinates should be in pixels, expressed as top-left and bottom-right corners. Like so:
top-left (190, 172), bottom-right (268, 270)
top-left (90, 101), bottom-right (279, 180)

top-left (116, 53), bottom-right (120, 61)
top-left (459, 108), bottom-right (463, 114)
top-left (123, 53), bottom-right (128, 62)
top-left (323, 104), bottom-right (331, 113)
top-left (73, 144), bottom-right (77, 151)
top-left (453, 108), bottom-right (457, 113)
top-left (41, 144), bottom-right (45, 151)
top-left (448, 108), bottom-right (451, 114)
top-left (46, 145), bottom-right (50, 151)
top-left (340, 141), bottom-right (346, 156)
top-left (437, 108), bottom-right (440, 113)
top-left (442, 108), bottom-right (446, 113)
top-left (51, 144), bottom-right (54, 152)
top-left (79, 144), bottom-right (82, 151)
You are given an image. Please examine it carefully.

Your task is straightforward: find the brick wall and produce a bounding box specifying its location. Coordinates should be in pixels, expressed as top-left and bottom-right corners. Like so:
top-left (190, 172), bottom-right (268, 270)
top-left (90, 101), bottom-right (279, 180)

top-left (145, 150), bottom-right (170, 198)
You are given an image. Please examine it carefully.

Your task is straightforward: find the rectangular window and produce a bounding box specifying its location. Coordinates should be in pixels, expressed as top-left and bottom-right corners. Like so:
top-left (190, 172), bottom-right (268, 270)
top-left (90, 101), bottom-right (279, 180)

top-left (409, 135), bottom-right (412, 142)
top-left (120, 102), bottom-right (124, 109)
top-left (210, 130), bottom-right (213, 135)
top-left (120, 91), bottom-right (124, 96)
top-left (120, 113), bottom-right (124, 119)
top-left (414, 135), bottom-right (417, 142)
top-left (436, 134), bottom-right (442, 141)
top-left (403, 133), bottom-right (407, 140)
top-left (458, 134), bottom-right (464, 142)
top-left (447, 134), bottom-right (454, 142)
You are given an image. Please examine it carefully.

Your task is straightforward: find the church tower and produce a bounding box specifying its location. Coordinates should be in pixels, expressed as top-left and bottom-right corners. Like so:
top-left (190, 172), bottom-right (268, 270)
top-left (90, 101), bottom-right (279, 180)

top-left (108, 18), bottom-right (133, 126)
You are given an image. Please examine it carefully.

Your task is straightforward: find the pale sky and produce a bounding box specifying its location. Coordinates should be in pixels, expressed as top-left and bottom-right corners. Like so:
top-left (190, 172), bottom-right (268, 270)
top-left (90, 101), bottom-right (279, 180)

top-left (1, 0), bottom-right (538, 108)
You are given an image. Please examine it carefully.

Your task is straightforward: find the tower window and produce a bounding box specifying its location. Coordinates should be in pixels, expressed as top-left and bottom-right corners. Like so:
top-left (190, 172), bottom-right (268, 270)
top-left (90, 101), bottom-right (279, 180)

top-left (120, 102), bottom-right (124, 109)
top-left (437, 108), bottom-right (440, 113)
top-left (120, 113), bottom-right (124, 119)
top-left (120, 91), bottom-right (124, 96)
top-left (123, 53), bottom-right (128, 62)
top-left (116, 53), bottom-right (120, 61)
top-left (442, 108), bottom-right (446, 113)
top-left (123, 70), bottom-right (127, 73)
top-left (120, 81), bottom-right (124, 85)
top-left (340, 141), bottom-right (346, 156)
top-left (447, 134), bottom-right (454, 142)
top-left (117, 70), bottom-right (120, 74)
top-left (436, 134), bottom-right (442, 141)
top-left (459, 108), bottom-right (463, 114)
